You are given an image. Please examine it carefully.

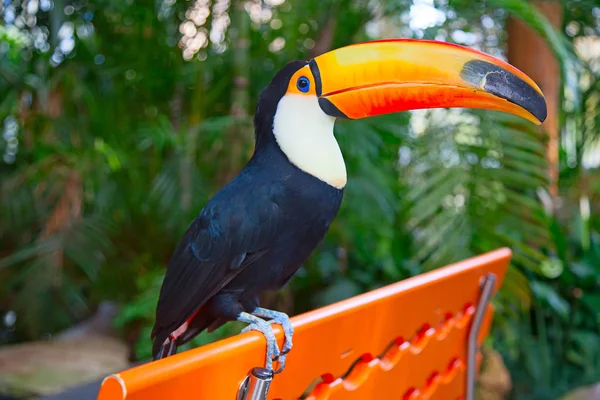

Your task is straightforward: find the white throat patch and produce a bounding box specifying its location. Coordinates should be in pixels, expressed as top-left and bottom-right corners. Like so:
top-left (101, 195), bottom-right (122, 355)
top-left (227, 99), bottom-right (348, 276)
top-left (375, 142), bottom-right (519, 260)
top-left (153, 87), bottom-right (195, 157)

top-left (272, 94), bottom-right (347, 189)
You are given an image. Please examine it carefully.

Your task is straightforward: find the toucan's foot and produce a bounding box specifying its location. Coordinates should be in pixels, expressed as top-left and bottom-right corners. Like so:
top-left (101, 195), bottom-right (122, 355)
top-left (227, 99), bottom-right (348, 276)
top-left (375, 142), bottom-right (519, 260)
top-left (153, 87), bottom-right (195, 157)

top-left (237, 312), bottom-right (280, 371)
top-left (251, 307), bottom-right (294, 373)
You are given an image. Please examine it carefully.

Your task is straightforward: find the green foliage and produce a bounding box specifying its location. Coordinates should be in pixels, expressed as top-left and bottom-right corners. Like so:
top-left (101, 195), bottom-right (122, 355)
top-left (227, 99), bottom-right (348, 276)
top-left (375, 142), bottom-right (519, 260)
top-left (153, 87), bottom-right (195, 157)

top-left (1, 0), bottom-right (600, 398)
top-left (402, 110), bottom-right (552, 275)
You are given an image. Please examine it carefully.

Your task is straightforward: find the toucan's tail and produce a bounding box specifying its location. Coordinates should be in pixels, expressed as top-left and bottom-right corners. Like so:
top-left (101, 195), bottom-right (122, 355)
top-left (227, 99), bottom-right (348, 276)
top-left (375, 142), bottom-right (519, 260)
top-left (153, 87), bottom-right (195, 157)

top-left (151, 311), bottom-right (220, 361)
top-left (153, 338), bottom-right (178, 361)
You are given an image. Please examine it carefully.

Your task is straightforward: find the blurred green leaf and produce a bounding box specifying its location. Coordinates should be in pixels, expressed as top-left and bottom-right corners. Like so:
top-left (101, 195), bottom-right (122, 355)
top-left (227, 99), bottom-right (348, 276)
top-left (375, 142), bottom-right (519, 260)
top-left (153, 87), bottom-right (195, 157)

top-left (531, 281), bottom-right (571, 320)
top-left (315, 278), bottom-right (362, 307)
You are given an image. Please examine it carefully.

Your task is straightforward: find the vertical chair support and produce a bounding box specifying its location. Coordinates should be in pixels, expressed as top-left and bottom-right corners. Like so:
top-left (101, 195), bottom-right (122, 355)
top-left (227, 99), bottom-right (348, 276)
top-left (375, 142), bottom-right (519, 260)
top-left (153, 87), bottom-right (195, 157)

top-left (466, 273), bottom-right (497, 400)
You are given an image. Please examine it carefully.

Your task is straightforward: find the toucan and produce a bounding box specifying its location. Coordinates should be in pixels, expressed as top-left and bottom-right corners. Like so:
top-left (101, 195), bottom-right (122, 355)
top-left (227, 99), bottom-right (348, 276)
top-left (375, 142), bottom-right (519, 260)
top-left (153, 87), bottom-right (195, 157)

top-left (151, 39), bottom-right (546, 372)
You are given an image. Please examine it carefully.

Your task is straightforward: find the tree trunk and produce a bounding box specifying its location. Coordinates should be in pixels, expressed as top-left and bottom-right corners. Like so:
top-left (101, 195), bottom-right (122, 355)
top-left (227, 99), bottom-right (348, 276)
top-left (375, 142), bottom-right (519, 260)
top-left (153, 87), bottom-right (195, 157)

top-left (507, 1), bottom-right (562, 198)
top-left (309, 13), bottom-right (337, 58)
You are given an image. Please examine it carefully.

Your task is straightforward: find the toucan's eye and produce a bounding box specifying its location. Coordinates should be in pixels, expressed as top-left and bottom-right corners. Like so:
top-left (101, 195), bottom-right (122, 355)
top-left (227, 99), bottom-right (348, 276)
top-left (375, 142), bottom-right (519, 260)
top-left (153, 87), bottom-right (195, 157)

top-left (296, 76), bottom-right (310, 93)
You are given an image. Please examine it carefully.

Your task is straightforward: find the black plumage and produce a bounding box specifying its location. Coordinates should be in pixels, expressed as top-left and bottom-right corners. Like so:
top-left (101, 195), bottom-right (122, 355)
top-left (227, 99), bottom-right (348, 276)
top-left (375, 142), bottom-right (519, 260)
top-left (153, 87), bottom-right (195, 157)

top-left (151, 61), bottom-right (344, 357)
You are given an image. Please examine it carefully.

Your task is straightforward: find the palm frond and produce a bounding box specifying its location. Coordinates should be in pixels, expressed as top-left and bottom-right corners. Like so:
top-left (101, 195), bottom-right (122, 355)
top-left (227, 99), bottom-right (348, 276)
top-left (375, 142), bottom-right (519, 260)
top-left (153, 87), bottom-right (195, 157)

top-left (403, 108), bottom-right (553, 306)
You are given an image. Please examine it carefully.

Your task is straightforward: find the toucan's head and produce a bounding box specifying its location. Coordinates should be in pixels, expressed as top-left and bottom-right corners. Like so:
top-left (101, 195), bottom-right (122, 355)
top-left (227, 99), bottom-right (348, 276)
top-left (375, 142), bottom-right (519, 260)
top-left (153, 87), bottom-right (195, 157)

top-left (254, 39), bottom-right (547, 189)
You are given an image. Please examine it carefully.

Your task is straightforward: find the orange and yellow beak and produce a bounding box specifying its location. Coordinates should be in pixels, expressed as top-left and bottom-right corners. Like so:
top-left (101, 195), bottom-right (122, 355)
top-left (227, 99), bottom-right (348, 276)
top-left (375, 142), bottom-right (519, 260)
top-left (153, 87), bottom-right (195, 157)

top-left (309, 39), bottom-right (547, 124)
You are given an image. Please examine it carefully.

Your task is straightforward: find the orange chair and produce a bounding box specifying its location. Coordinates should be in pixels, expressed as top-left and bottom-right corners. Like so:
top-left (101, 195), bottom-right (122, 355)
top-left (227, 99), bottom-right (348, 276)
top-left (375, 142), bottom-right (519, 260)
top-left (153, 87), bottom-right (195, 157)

top-left (98, 248), bottom-right (510, 400)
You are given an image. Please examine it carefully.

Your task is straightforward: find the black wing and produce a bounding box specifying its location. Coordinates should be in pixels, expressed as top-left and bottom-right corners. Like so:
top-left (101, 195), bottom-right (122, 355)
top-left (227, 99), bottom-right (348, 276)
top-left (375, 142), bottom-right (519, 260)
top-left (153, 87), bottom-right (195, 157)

top-left (151, 183), bottom-right (283, 342)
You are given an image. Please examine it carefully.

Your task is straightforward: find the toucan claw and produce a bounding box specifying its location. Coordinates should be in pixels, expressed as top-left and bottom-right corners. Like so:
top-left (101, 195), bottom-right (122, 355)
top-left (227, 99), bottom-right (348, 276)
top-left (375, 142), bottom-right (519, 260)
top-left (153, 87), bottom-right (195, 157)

top-left (256, 308), bottom-right (294, 374)
top-left (238, 311), bottom-right (281, 372)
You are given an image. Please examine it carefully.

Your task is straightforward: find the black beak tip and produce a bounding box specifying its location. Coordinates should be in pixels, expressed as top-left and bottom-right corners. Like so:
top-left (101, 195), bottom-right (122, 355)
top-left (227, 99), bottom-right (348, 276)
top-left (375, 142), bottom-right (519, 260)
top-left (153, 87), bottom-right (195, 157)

top-left (461, 59), bottom-right (547, 124)
top-left (533, 100), bottom-right (548, 124)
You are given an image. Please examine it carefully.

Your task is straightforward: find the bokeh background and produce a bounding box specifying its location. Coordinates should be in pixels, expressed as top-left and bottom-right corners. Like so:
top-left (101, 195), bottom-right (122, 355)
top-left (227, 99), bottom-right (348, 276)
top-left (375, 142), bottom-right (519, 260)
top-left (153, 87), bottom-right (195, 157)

top-left (1, 0), bottom-right (599, 399)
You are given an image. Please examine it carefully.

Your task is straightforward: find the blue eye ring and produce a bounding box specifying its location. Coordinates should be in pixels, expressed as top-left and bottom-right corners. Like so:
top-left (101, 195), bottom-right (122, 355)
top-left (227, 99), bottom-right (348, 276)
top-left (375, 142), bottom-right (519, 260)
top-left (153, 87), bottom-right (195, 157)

top-left (296, 76), bottom-right (310, 93)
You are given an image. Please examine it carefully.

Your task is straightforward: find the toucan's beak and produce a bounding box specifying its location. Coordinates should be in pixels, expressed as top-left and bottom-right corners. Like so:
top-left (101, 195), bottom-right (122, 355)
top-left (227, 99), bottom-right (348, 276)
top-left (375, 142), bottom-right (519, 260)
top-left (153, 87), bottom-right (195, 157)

top-left (310, 39), bottom-right (547, 124)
